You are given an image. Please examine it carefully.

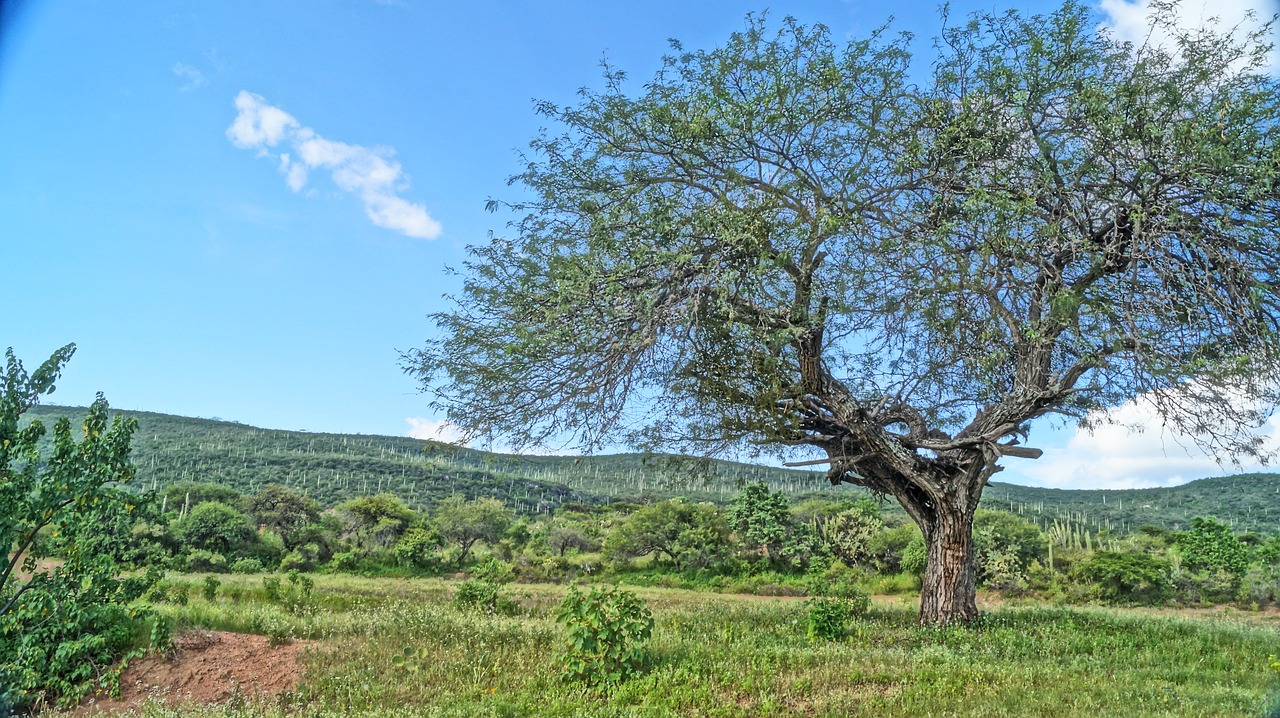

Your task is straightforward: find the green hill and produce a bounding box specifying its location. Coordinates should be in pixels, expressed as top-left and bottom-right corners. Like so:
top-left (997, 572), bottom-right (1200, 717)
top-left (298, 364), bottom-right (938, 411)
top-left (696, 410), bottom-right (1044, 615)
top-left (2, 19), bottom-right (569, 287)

top-left (23, 405), bottom-right (1280, 533)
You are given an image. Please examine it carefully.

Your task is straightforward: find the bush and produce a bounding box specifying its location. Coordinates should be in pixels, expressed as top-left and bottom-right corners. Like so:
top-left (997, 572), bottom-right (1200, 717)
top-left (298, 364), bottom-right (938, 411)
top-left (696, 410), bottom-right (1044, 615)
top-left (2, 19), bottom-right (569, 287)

top-left (185, 549), bottom-right (227, 573)
top-left (453, 558), bottom-right (518, 615)
top-left (279, 548), bottom-right (315, 573)
top-left (329, 551), bottom-right (359, 572)
top-left (201, 575), bottom-right (221, 602)
top-left (806, 598), bottom-right (855, 641)
top-left (557, 584), bottom-right (653, 688)
top-left (1075, 551), bottom-right (1171, 605)
top-left (230, 558), bottom-right (264, 574)
top-left (1237, 564), bottom-right (1280, 607)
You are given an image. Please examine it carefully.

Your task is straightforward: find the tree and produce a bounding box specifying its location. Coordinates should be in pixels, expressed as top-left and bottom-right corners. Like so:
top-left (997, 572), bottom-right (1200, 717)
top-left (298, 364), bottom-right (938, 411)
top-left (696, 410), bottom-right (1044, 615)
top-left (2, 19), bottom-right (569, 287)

top-left (1, 345), bottom-right (161, 709)
top-left (603, 499), bottom-right (731, 571)
top-left (728, 482), bottom-right (814, 568)
top-left (172, 502), bottom-right (257, 557)
top-left (245, 484), bottom-right (321, 549)
top-left (338, 493), bottom-right (416, 551)
top-left (406, 4), bottom-right (1280, 624)
top-left (432, 496), bottom-right (511, 566)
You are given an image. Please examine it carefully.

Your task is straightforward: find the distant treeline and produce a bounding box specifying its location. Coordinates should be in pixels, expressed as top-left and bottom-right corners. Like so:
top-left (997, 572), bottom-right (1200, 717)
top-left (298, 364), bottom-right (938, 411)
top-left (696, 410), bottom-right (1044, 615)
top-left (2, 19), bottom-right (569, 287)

top-left (26, 405), bottom-right (1280, 534)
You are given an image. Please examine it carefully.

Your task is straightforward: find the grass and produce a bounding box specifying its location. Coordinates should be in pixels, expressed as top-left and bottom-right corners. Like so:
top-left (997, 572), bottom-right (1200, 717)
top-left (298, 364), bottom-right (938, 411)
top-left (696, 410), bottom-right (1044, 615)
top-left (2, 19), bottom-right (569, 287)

top-left (75, 572), bottom-right (1280, 717)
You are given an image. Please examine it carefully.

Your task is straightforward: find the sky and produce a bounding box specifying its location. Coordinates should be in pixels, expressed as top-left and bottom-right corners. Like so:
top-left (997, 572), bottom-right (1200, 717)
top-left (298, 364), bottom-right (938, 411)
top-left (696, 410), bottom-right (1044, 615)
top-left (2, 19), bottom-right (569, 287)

top-left (1, 0), bottom-right (1277, 491)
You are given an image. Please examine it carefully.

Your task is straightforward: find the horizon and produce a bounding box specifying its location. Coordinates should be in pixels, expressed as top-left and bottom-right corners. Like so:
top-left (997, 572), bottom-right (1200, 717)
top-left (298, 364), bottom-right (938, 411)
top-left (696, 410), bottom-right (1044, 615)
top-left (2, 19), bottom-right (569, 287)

top-left (4, 0), bottom-right (1279, 492)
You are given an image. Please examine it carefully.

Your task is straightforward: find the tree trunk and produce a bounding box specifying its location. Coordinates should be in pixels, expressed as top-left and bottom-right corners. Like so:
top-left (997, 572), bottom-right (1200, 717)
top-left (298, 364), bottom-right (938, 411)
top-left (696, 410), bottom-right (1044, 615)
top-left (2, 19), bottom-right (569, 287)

top-left (918, 500), bottom-right (979, 625)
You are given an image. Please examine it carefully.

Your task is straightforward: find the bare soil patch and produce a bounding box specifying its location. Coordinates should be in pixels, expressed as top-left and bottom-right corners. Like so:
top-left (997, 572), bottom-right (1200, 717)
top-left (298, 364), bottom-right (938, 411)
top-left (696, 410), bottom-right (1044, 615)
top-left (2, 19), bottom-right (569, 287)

top-left (76, 630), bottom-right (309, 715)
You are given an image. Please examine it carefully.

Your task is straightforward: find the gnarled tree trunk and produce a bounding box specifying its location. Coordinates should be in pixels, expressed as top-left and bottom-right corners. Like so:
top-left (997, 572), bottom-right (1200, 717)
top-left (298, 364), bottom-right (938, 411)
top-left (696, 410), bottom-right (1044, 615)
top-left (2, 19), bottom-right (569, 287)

top-left (918, 498), bottom-right (979, 625)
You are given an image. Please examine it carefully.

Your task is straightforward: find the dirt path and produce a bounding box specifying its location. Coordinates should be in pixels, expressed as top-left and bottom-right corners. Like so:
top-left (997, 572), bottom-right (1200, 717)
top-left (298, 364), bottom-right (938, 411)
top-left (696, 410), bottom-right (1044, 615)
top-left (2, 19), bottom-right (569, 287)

top-left (76, 630), bottom-right (309, 715)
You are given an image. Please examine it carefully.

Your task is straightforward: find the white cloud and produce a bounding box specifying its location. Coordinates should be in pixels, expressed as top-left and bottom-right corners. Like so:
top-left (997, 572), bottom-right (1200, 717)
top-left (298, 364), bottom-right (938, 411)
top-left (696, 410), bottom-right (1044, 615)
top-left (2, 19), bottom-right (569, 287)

top-left (406, 417), bottom-right (468, 444)
top-left (1014, 395), bottom-right (1280, 489)
top-left (172, 62), bottom-right (207, 91)
top-left (226, 91), bottom-right (442, 239)
top-left (1099, 0), bottom-right (1280, 71)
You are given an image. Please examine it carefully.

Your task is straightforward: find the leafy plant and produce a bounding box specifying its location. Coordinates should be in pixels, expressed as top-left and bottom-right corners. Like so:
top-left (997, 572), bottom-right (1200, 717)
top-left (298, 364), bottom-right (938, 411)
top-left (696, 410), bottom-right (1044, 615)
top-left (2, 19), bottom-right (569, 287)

top-left (557, 583), bottom-right (653, 688)
top-left (202, 575), bottom-right (221, 602)
top-left (0, 345), bottom-right (163, 710)
top-left (1075, 551), bottom-right (1172, 606)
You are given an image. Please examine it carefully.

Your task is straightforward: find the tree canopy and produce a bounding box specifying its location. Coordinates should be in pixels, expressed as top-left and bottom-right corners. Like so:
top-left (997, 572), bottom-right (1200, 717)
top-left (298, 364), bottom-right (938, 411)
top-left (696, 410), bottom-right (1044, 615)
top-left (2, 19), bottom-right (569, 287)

top-left (406, 2), bottom-right (1280, 623)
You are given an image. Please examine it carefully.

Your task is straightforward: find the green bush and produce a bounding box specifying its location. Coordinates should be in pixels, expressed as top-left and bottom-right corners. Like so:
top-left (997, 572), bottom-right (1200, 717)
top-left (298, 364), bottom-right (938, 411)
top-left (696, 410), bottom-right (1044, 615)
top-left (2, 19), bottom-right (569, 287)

top-left (279, 548), bottom-right (315, 573)
top-left (1, 352), bottom-right (165, 711)
top-left (453, 558), bottom-right (518, 615)
top-left (557, 584), bottom-right (654, 688)
top-left (1076, 551), bottom-right (1171, 606)
top-left (229, 557), bottom-right (264, 574)
top-left (1175, 517), bottom-right (1249, 578)
top-left (201, 575), bottom-right (221, 602)
top-left (806, 598), bottom-right (854, 641)
top-left (185, 549), bottom-right (227, 573)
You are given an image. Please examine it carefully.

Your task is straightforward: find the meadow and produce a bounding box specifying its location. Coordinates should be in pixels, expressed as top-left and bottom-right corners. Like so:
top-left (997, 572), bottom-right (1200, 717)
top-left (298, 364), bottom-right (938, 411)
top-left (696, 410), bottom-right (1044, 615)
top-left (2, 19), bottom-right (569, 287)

top-left (75, 572), bottom-right (1280, 718)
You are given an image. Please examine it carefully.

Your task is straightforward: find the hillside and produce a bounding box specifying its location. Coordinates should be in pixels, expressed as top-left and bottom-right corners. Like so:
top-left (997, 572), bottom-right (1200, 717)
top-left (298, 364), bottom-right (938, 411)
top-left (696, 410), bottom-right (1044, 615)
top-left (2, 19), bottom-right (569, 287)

top-left (23, 405), bottom-right (1280, 533)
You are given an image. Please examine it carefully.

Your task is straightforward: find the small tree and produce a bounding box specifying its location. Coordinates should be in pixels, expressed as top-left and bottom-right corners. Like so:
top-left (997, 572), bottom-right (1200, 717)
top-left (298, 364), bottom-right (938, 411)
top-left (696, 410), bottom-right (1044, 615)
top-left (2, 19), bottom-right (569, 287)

top-left (245, 484), bottom-right (320, 549)
top-left (408, 4), bottom-right (1280, 624)
top-left (433, 496), bottom-right (511, 566)
top-left (728, 482), bottom-right (815, 568)
top-left (338, 493), bottom-right (416, 551)
top-left (603, 499), bottom-right (731, 571)
top-left (1, 345), bottom-right (162, 710)
top-left (173, 502), bottom-right (256, 557)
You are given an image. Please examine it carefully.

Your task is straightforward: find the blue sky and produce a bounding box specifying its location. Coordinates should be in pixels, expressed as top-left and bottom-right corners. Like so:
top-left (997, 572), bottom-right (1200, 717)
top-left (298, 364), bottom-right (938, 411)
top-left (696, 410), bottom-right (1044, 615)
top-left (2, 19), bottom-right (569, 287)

top-left (2, 0), bottom-right (1276, 489)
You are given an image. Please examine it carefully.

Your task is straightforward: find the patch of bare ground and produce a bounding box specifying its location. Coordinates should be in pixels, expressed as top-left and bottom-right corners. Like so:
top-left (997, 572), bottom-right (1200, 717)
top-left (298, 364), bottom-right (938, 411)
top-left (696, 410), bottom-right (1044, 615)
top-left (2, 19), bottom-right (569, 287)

top-left (75, 630), bottom-right (310, 715)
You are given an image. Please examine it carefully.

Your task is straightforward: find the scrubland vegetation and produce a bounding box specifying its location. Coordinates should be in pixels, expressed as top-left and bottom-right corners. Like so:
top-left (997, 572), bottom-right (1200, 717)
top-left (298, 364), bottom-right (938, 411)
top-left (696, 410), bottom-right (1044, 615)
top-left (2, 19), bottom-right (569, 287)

top-left (61, 573), bottom-right (1280, 717)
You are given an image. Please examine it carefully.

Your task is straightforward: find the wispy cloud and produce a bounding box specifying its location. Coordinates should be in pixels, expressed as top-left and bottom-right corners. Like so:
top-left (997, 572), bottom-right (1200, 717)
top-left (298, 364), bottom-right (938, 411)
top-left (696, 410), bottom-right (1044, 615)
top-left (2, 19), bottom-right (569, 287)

top-left (227, 91), bottom-right (442, 239)
top-left (1098, 0), bottom-right (1279, 71)
top-left (1014, 395), bottom-right (1280, 489)
top-left (172, 62), bottom-right (206, 91)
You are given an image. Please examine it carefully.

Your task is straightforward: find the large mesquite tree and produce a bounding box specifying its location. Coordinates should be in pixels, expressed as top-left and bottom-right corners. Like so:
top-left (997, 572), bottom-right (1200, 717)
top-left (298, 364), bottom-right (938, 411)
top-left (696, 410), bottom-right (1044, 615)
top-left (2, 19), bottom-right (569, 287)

top-left (406, 3), bottom-right (1280, 624)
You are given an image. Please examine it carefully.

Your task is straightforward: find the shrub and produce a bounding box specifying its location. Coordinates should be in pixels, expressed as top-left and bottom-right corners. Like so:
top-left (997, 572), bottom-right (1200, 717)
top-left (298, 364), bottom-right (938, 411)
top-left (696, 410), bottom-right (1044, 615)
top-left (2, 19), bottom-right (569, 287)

top-left (806, 598), bottom-right (854, 641)
top-left (557, 584), bottom-right (653, 688)
top-left (279, 548), bottom-right (315, 573)
top-left (453, 558), bottom-right (518, 615)
top-left (1238, 564), bottom-right (1280, 607)
top-left (329, 551), bottom-right (359, 572)
top-left (900, 535), bottom-right (927, 578)
top-left (185, 549), bottom-right (227, 573)
top-left (1176, 517), bottom-right (1249, 578)
top-left (1076, 551), bottom-right (1171, 605)
top-left (230, 558), bottom-right (264, 574)
top-left (262, 576), bottom-right (283, 602)
top-left (201, 575), bottom-right (221, 602)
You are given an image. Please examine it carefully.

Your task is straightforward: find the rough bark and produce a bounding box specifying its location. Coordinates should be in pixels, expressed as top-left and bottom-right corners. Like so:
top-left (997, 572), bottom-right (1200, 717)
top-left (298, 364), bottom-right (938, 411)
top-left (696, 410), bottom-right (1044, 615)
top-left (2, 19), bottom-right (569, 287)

top-left (917, 499), bottom-right (980, 625)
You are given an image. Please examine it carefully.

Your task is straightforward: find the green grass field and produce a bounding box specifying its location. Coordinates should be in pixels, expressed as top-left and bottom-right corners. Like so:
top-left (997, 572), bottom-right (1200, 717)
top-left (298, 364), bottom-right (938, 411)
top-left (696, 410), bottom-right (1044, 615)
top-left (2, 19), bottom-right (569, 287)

top-left (83, 573), bottom-right (1280, 718)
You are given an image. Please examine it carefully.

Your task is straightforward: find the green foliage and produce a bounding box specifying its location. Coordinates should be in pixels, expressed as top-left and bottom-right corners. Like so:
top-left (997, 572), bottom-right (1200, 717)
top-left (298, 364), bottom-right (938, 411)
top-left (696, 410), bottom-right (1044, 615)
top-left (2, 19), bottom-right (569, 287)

top-left (0, 345), bottom-right (162, 710)
top-left (900, 535), bottom-right (928, 578)
top-left (973, 510), bottom-right (1049, 590)
top-left (433, 495), bottom-right (511, 566)
top-left (814, 499), bottom-right (884, 567)
top-left (806, 598), bottom-right (855, 641)
top-left (338, 493), bottom-right (416, 552)
top-left (729, 483), bottom-right (816, 569)
top-left (173, 501), bottom-right (256, 556)
top-left (866, 523), bottom-right (923, 574)
top-left (202, 575), bottom-right (221, 602)
top-left (161, 481), bottom-right (242, 513)
top-left (245, 484), bottom-right (320, 549)
top-left (1076, 551), bottom-right (1172, 606)
top-left (392, 527), bottom-right (443, 570)
top-left (604, 499), bottom-right (731, 571)
top-left (557, 583), bottom-right (653, 688)
top-left (454, 558), bottom-right (519, 616)
top-left (1176, 517), bottom-right (1250, 577)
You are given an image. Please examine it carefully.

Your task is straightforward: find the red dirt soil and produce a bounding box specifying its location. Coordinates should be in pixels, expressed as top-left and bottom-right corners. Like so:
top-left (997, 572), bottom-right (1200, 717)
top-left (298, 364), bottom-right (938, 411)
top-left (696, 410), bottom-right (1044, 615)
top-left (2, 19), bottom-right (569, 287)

top-left (76, 630), bottom-right (309, 715)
